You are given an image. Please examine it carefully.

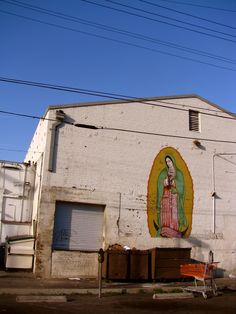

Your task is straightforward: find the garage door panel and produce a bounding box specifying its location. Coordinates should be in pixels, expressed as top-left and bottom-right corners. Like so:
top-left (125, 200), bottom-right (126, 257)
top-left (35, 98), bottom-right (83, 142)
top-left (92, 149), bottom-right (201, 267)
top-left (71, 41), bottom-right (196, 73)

top-left (53, 202), bottom-right (104, 251)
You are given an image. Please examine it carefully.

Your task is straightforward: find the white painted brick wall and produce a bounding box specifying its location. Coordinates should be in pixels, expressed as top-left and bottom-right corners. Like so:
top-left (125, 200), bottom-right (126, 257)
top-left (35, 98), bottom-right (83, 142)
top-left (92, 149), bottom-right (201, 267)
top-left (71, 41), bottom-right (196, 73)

top-left (26, 97), bottom-right (236, 276)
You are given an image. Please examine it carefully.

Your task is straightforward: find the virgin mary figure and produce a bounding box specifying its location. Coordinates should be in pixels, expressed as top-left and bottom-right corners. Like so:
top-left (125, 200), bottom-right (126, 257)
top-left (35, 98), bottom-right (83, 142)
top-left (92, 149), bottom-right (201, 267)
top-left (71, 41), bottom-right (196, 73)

top-left (156, 155), bottom-right (187, 238)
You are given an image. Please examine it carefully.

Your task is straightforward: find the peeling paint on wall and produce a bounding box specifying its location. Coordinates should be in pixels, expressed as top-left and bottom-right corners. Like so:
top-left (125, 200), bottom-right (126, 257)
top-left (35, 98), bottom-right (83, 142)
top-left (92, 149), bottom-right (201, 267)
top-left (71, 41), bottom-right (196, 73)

top-left (147, 147), bottom-right (193, 238)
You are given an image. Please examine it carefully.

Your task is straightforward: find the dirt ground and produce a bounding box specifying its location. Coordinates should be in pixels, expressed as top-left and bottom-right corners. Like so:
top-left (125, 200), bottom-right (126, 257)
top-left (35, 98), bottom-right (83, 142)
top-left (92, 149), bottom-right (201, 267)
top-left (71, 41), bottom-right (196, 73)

top-left (0, 289), bottom-right (236, 314)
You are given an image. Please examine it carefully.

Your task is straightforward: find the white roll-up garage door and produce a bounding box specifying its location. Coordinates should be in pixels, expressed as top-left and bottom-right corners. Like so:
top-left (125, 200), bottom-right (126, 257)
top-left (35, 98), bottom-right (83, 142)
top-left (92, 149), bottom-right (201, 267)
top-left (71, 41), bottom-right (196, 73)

top-left (53, 202), bottom-right (104, 251)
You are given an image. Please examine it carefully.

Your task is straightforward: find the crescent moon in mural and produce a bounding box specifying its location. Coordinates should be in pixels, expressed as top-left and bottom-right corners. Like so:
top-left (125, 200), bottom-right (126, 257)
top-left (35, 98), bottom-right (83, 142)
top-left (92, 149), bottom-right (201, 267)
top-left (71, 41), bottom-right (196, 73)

top-left (147, 147), bottom-right (193, 238)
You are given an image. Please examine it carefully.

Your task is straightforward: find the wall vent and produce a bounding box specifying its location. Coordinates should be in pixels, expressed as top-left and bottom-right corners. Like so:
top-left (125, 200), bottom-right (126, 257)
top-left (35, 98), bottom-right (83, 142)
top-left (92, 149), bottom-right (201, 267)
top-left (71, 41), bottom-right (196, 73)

top-left (189, 110), bottom-right (200, 131)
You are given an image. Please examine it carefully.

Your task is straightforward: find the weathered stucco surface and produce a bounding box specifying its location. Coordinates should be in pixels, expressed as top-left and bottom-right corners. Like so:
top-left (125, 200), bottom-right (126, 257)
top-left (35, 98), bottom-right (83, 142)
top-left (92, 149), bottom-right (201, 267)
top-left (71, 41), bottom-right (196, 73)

top-left (51, 251), bottom-right (98, 278)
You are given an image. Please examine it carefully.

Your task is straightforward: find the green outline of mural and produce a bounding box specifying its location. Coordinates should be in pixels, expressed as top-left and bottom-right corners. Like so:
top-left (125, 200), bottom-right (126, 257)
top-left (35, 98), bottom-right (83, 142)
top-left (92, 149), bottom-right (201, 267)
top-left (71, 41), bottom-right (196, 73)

top-left (147, 147), bottom-right (193, 238)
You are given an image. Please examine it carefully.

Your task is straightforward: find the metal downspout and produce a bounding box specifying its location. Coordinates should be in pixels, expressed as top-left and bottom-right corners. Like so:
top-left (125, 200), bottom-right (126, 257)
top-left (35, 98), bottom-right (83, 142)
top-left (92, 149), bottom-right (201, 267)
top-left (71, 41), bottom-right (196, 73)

top-left (212, 153), bottom-right (217, 234)
top-left (20, 163), bottom-right (27, 222)
top-left (212, 152), bottom-right (236, 234)
top-left (48, 110), bottom-right (65, 172)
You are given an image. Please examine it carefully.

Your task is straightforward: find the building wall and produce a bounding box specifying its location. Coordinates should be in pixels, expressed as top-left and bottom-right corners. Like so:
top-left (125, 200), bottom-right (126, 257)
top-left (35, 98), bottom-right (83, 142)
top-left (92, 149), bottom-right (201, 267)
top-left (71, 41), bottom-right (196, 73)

top-left (24, 117), bottom-right (49, 272)
top-left (26, 97), bottom-right (236, 277)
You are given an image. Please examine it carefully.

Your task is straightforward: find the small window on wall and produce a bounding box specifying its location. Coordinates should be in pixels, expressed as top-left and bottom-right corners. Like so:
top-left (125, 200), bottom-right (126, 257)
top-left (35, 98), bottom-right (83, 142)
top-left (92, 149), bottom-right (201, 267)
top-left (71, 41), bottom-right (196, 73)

top-left (189, 110), bottom-right (200, 132)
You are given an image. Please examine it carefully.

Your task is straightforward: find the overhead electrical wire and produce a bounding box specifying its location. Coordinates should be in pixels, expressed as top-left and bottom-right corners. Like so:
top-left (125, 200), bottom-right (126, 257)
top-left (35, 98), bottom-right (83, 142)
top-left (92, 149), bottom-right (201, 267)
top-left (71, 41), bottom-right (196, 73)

top-left (0, 109), bottom-right (58, 123)
top-left (0, 76), bottom-right (235, 120)
top-left (8, 0), bottom-right (236, 33)
top-left (81, 0), bottom-right (236, 43)
top-left (138, 0), bottom-right (236, 30)
top-left (1, 1), bottom-right (235, 154)
top-left (2, 1), bottom-right (236, 66)
top-left (104, 0), bottom-right (236, 37)
top-left (0, 76), bottom-right (233, 115)
top-left (157, 0), bottom-right (236, 13)
top-left (3, 0), bottom-right (236, 65)
top-left (2, 0), bottom-right (236, 65)
top-left (104, 126), bottom-right (236, 145)
top-left (0, 76), bottom-right (144, 100)
top-left (0, 109), bottom-right (236, 146)
top-left (1, 11), bottom-right (236, 72)
top-left (0, 147), bottom-right (41, 154)
top-left (2, 9), bottom-right (192, 61)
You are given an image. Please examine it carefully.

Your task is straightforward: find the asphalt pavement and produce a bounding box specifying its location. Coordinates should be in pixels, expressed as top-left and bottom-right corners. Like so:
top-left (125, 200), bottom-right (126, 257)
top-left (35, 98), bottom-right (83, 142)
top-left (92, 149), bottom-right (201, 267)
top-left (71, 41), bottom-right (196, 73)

top-left (0, 270), bottom-right (236, 296)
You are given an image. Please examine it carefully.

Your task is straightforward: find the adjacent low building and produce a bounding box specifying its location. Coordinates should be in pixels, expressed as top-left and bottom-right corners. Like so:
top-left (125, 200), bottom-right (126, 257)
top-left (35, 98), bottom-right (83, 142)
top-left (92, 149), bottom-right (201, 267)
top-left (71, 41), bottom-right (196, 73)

top-left (0, 161), bottom-right (36, 268)
top-left (24, 94), bottom-right (236, 278)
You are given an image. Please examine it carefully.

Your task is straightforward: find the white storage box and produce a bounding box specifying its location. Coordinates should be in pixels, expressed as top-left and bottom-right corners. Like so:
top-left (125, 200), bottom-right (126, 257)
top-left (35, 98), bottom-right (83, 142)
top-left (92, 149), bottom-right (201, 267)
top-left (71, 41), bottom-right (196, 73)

top-left (5, 236), bottom-right (35, 269)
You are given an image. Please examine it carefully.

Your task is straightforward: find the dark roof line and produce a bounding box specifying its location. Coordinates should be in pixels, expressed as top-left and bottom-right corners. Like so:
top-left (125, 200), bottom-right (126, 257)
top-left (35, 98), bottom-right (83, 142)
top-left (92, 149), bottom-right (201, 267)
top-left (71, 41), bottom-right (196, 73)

top-left (46, 94), bottom-right (236, 117)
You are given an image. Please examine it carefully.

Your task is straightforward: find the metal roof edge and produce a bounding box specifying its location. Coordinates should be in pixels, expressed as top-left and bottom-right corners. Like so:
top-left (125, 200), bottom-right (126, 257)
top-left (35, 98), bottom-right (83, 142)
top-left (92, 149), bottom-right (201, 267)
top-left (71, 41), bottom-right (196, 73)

top-left (44, 94), bottom-right (236, 118)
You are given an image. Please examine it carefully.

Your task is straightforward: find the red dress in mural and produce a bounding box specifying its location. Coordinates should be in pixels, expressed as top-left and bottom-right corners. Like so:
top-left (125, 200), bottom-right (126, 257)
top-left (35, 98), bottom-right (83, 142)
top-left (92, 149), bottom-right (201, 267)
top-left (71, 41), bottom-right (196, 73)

top-left (160, 176), bottom-right (180, 237)
top-left (157, 155), bottom-right (187, 238)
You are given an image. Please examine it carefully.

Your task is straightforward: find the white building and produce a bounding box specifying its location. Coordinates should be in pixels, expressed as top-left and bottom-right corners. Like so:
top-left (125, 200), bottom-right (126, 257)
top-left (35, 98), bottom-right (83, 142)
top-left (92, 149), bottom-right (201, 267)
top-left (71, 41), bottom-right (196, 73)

top-left (24, 94), bottom-right (236, 278)
top-left (0, 161), bottom-right (36, 268)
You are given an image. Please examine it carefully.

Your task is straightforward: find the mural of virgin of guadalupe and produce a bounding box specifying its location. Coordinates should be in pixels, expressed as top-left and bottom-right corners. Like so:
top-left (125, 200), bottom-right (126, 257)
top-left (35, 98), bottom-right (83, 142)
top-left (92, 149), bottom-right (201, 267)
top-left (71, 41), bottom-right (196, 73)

top-left (156, 155), bottom-right (186, 238)
top-left (147, 147), bottom-right (193, 238)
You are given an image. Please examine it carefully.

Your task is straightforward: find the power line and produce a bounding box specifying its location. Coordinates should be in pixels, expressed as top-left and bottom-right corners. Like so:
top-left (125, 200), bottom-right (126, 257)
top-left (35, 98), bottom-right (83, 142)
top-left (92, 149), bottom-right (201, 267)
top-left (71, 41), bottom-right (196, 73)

top-left (105, 0), bottom-right (236, 37)
top-left (0, 76), bottom-right (236, 120)
top-left (103, 126), bottom-right (236, 145)
top-left (0, 109), bottom-right (235, 145)
top-left (4, 0), bottom-right (236, 65)
top-left (157, 0), bottom-right (236, 13)
top-left (1, 10), bottom-right (236, 72)
top-left (0, 109), bottom-right (57, 122)
top-left (81, 0), bottom-right (236, 43)
top-left (139, 0), bottom-right (236, 30)
top-left (9, 0), bottom-right (236, 33)
top-left (0, 76), bottom-right (144, 100)
top-left (0, 147), bottom-right (41, 153)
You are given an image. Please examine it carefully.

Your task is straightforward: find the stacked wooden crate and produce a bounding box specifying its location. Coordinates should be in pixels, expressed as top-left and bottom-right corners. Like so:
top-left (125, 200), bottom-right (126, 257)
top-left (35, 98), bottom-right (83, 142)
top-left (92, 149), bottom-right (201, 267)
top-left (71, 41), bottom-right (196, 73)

top-left (150, 247), bottom-right (191, 280)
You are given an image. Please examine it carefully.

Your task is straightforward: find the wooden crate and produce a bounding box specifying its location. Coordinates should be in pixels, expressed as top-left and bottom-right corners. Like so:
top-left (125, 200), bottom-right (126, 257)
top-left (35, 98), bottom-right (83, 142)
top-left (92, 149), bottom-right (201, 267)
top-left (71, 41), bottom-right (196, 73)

top-left (129, 250), bottom-right (150, 280)
top-left (102, 250), bottom-right (129, 280)
top-left (150, 247), bottom-right (191, 280)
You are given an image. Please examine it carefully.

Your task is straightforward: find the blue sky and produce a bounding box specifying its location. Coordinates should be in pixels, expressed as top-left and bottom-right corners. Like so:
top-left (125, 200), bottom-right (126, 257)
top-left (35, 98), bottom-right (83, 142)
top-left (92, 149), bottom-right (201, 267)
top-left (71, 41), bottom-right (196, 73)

top-left (0, 0), bottom-right (236, 162)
